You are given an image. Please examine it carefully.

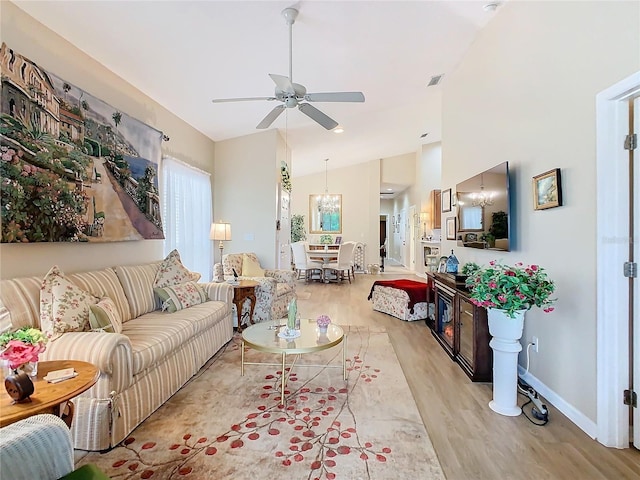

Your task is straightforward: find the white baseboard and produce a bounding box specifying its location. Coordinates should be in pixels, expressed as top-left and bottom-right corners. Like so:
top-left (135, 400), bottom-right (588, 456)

top-left (518, 367), bottom-right (597, 439)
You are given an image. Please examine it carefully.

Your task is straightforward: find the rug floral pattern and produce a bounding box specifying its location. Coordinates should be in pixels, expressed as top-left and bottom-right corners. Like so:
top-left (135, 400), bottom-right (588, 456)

top-left (77, 326), bottom-right (444, 479)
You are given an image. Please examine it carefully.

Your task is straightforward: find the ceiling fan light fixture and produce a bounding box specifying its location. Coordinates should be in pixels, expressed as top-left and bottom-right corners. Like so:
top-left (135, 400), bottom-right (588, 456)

top-left (210, 6), bottom-right (364, 131)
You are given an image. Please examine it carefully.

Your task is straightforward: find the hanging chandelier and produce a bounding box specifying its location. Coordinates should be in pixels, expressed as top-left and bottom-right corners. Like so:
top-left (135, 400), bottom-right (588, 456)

top-left (317, 159), bottom-right (340, 214)
top-left (471, 174), bottom-right (494, 207)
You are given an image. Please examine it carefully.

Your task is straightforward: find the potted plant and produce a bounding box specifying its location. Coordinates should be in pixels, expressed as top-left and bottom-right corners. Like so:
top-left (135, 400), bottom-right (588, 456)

top-left (461, 261), bottom-right (480, 277)
top-left (488, 211), bottom-right (508, 239)
top-left (464, 260), bottom-right (556, 318)
top-left (465, 260), bottom-right (556, 416)
top-left (291, 214), bottom-right (306, 243)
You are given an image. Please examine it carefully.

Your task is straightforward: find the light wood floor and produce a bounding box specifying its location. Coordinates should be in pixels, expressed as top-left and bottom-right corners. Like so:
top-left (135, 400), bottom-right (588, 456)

top-left (296, 271), bottom-right (640, 480)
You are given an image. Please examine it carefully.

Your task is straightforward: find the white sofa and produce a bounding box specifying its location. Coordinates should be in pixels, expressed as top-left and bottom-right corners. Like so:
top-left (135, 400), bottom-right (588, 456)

top-left (0, 261), bottom-right (233, 451)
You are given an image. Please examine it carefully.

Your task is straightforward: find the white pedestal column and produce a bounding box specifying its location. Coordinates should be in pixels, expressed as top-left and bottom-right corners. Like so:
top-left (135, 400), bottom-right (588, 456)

top-left (487, 308), bottom-right (526, 416)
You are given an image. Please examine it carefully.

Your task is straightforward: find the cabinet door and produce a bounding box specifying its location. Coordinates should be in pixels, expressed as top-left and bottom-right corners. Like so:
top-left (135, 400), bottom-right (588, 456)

top-left (457, 296), bottom-right (475, 368)
top-left (434, 284), bottom-right (455, 354)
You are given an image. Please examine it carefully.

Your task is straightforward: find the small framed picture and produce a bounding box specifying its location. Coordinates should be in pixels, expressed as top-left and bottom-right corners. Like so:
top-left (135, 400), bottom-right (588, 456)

top-left (533, 168), bottom-right (562, 210)
top-left (442, 188), bottom-right (452, 213)
top-left (335, 236), bottom-right (342, 244)
top-left (437, 256), bottom-right (448, 273)
top-left (445, 216), bottom-right (456, 240)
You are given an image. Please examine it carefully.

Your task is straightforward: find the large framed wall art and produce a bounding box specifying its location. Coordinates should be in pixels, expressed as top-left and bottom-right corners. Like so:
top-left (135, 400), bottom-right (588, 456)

top-left (0, 42), bottom-right (164, 243)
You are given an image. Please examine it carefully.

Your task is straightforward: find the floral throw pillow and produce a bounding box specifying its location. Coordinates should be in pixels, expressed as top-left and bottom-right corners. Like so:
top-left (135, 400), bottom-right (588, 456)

top-left (154, 282), bottom-right (208, 313)
top-left (40, 266), bottom-right (99, 340)
top-left (154, 249), bottom-right (201, 288)
top-left (89, 297), bottom-right (123, 334)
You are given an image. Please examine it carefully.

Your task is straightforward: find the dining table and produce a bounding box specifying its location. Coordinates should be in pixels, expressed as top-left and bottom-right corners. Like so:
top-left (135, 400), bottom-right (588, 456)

top-left (306, 249), bottom-right (338, 264)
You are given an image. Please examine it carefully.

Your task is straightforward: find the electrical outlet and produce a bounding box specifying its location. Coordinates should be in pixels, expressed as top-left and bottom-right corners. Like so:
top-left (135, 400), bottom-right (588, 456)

top-left (532, 336), bottom-right (539, 353)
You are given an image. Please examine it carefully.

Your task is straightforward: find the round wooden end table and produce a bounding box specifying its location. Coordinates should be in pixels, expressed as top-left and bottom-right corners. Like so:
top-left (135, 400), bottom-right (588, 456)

top-left (0, 359), bottom-right (99, 428)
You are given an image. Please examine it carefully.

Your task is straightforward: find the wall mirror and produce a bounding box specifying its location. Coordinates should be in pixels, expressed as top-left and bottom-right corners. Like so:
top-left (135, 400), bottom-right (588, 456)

top-left (309, 194), bottom-right (342, 234)
top-left (455, 162), bottom-right (510, 251)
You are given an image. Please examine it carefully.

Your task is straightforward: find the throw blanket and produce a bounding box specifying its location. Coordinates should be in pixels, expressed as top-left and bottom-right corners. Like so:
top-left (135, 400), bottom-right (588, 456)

top-left (367, 279), bottom-right (433, 314)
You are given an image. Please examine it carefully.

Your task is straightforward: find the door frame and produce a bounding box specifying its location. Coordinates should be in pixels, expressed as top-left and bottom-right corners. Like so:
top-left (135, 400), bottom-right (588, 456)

top-left (596, 70), bottom-right (640, 448)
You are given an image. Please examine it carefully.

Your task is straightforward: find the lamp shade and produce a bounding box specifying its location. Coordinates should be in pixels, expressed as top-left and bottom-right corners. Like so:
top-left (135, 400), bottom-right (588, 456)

top-left (210, 222), bottom-right (231, 241)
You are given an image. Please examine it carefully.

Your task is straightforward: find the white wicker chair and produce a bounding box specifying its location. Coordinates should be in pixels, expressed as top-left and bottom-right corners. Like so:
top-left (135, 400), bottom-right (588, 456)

top-left (0, 414), bottom-right (74, 480)
top-left (0, 414), bottom-right (110, 479)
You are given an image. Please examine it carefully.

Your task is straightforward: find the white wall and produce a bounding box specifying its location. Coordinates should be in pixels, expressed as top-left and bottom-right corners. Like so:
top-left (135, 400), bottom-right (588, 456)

top-left (442, 0), bottom-right (640, 423)
top-left (0, 2), bottom-right (216, 279)
top-left (213, 130), bottom-right (281, 269)
top-left (291, 161), bottom-right (380, 268)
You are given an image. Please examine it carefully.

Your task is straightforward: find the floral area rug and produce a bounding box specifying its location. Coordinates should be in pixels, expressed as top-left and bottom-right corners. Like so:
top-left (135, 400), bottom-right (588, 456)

top-left (76, 325), bottom-right (445, 479)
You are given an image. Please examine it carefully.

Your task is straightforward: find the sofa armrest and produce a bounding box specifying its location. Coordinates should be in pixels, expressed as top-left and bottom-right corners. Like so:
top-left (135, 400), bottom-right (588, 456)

top-left (201, 281), bottom-right (233, 304)
top-left (41, 332), bottom-right (133, 393)
top-left (265, 269), bottom-right (297, 285)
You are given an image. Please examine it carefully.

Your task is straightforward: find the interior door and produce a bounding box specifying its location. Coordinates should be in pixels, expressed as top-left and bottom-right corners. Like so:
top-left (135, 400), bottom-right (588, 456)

top-left (399, 209), bottom-right (406, 266)
top-left (409, 205), bottom-right (416, 271)
top-left (633, 96), bottom-right (639, 449)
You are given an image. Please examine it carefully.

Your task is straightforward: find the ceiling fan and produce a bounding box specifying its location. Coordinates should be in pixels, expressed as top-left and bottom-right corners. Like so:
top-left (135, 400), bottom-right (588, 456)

top-left (211, 7), bottom-right (365, 130)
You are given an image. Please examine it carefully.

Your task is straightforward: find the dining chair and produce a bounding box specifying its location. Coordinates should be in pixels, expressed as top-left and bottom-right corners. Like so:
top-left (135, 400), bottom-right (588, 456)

top-left (322, 241), bottom-right (356, 283)
top-left (291, 241), bottom-right (323, 281)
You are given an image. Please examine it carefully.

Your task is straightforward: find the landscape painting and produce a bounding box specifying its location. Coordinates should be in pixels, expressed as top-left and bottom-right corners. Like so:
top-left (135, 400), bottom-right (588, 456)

top-left (0, 42), bottom-right (164, 243)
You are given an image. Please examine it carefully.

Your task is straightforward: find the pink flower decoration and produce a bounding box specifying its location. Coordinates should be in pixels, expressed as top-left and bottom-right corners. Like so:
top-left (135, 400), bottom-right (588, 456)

top-left (0, 340), bottom-right (46, 370)
top-left (316, 315), bottom-right (331, 327)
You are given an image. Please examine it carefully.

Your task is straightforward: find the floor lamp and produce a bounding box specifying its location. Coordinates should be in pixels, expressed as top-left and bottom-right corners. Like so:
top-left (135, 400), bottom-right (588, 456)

top-left (210, 222), bottom-right (232, 267)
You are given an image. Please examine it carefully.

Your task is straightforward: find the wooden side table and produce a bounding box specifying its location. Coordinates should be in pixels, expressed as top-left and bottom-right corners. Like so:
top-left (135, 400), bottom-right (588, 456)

top-left (231, 280), bottom-right (259, 332)
top-left (1, 360), bottom-right (99, 428)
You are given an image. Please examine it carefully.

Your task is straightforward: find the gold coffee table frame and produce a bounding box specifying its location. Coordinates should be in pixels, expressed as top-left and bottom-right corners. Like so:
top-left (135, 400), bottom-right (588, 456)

top-left (241, 319), bottom-right (347, 405)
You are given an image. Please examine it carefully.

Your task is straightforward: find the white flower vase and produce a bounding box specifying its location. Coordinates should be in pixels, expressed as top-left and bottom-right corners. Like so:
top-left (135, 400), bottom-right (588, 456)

top-left (487, 308), bottom-right (526, 416)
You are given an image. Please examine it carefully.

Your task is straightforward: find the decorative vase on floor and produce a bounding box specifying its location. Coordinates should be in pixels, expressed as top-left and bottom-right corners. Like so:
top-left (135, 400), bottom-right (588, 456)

top-left (487, 308), bottom-right (526, 416)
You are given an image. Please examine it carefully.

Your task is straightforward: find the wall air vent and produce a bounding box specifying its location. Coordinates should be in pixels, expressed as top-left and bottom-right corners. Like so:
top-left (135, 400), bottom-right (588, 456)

top-left (427, 74), bottom-right (444, 87)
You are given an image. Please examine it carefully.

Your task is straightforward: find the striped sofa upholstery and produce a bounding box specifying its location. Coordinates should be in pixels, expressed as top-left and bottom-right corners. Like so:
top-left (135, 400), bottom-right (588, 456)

top-left (0, 263), bottom-right (233, 451)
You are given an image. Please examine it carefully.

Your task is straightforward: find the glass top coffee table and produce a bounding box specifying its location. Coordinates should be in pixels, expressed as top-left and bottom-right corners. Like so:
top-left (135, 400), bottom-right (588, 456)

top-left (241, 318), bottom-right (347, 405)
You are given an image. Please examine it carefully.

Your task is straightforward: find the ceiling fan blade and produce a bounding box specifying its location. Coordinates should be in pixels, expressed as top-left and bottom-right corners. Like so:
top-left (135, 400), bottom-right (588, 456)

top-left (298, 103), bottom-right (339, 130)
top-left (212, 96), bottom-right (276, 103)
top-left (269, 74), bottom-right (295, 94)
top-left (256, 105), bottom-right (286, 129)
top-left (304, 92), bottom-right (365, 103)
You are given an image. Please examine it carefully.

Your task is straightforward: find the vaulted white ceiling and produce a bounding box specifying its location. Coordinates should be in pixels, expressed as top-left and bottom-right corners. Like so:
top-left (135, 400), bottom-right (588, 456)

top-left (13, 0), bottom-right (501, 178)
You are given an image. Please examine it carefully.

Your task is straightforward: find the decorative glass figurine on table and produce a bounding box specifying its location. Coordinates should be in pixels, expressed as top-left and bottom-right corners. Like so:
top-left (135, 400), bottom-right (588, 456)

top-left (279, 298), bottom-right (301, 339)
top-left (446, 249), bottom-right (459, 274)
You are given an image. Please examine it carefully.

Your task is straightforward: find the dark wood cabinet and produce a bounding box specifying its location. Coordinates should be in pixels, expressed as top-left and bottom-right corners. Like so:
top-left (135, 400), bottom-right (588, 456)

top-left (428, 273), bottom-right (492, 382)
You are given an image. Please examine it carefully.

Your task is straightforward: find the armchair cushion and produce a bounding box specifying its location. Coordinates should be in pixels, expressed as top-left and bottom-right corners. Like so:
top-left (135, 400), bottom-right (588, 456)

top-left (242, 254), bottom-right (265, 277)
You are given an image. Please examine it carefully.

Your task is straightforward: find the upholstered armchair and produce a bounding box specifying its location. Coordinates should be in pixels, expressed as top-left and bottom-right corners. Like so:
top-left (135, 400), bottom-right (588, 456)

top-left (0, 414), bottom-right (109, 480)
top-left (214, 252), bottom-right (296, 323)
